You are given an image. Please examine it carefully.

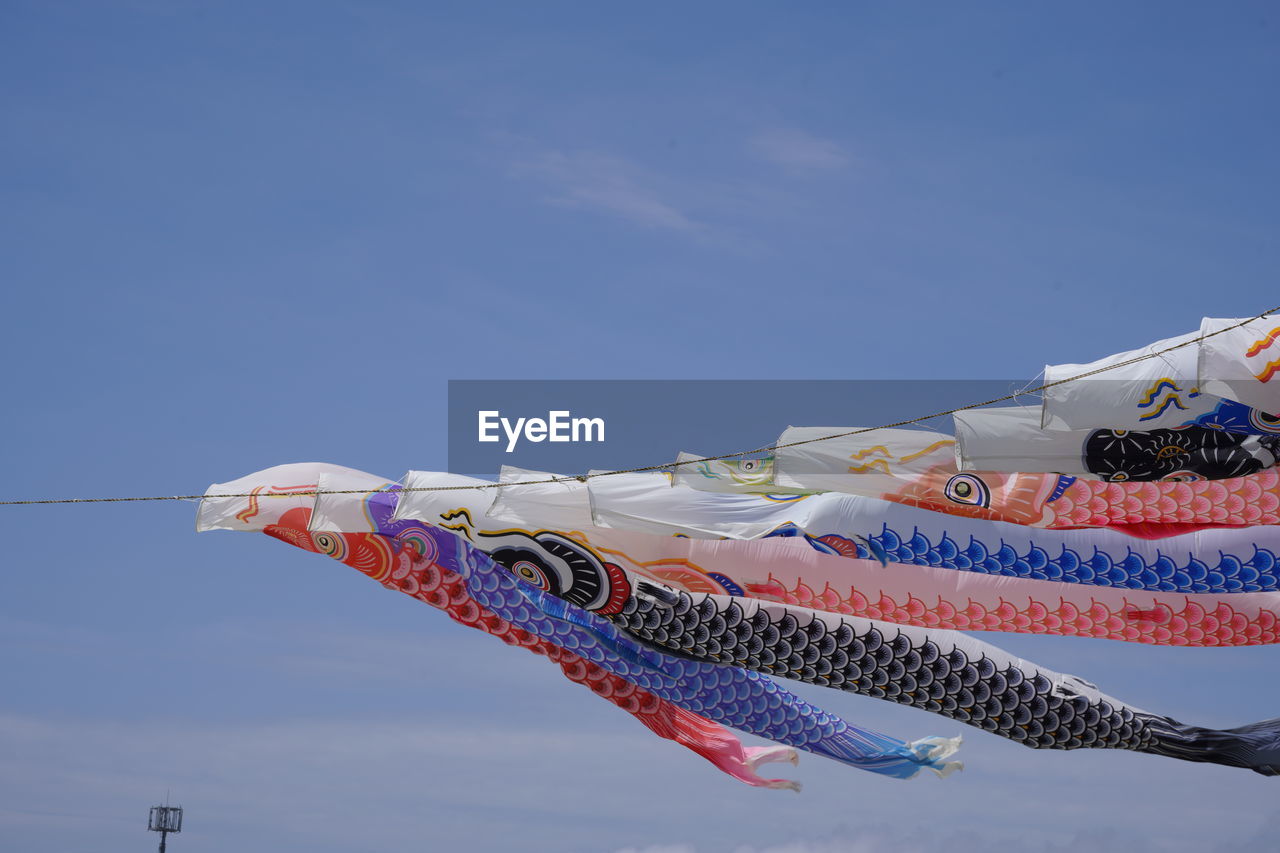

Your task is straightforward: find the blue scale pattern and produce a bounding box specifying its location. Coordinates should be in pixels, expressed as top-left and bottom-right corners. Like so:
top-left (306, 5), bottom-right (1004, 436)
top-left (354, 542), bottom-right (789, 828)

top-left (369, 493), bottom-right (955, 779)
top-left (446, 528), bottom-right (949, 778)
top-left (828, 526), bottom-right (1279, 594)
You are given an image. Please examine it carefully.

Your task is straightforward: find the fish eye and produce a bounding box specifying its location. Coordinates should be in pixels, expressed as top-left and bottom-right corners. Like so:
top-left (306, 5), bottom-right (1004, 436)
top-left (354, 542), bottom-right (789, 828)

top-left (1251, 410), bottom-right (1280, 434)
top-left (944, 473), bottom-right (991, 508)
top-left (314, 532), bottom-right (347, 560)
top-left (511, 559), bottom-right (552, 591)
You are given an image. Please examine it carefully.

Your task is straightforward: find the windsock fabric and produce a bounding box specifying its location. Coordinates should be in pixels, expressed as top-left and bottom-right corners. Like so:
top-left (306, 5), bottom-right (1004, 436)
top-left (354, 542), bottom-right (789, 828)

top-left (1041, 328), bottom-right (1213, 430)
top-left (1199, 315), bottom-right (1280, 415)
top-left (199, 464), bottom-right (962, 785)
top-left (392, 468), bottom-right (1280, 775)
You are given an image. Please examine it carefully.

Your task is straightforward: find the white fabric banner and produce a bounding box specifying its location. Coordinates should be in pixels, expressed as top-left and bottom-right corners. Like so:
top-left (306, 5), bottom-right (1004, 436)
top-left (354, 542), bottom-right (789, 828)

top-left (488, 465), bottom-right (597, 530)
top-left (771, 426), bottom-right (958, 495)
top-left (1041, 328), bottom-right (1217, 429)
top-left (307, 470), bottom-right (399, 533)
top-left (197, 463), bottom-right (376, 532)
top-left (954, 406), bottom-right (1094, 476)
top-left (392, 470), bottom-right (495, 528)
top-left (671, 451), bottom-right (810, 494)
top-left (1198, 315), bottom-right (1280, 415)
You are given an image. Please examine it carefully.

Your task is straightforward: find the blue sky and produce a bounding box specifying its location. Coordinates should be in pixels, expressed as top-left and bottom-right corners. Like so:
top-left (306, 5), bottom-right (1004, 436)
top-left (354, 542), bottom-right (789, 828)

top-left (2, 2), bottom-right (1279, 851)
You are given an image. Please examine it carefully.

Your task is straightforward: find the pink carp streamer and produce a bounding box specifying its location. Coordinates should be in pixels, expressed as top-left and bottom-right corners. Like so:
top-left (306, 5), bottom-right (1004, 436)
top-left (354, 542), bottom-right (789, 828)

top-left (759, 567), bottom-right (1279, 647)
top-left (735, 421), bottom-right (1280, 535)
top-left (891, 465), bottom-right (1280, 535)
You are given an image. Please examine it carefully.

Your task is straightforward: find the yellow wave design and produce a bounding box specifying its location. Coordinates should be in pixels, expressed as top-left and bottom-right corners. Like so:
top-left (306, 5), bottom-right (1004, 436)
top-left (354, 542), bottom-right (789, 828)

top-left (1256, 356), bottom-right (1280, 384)
top-left (1137, 378), bottom-right (1185, 407)
top-left (1245, 326), bottom-right (1280, 358)
top-left (899, 439), bottom-right (956, 463)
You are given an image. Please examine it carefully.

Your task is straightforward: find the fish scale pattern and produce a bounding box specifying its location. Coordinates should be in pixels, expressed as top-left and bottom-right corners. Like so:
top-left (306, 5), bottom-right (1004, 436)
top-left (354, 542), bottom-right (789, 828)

top-left (615, 587), bottom-right (1155, 753)
top-left (764, 572), bottom-right (1280, 647)
top-left (842, 527), bottom-right (1280, 593)
top-left (440, 532), bottom-right (952, 776)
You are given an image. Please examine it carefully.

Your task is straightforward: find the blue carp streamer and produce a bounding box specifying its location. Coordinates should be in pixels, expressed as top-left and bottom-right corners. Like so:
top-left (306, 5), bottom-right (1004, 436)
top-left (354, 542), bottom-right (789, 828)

top-left (368, 491), bottom-right (962, 780)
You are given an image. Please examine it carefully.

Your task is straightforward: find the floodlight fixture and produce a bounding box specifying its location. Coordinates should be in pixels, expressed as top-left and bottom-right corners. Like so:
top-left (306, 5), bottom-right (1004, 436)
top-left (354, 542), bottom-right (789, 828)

top-left (147, 805), bottom-right (183, 852)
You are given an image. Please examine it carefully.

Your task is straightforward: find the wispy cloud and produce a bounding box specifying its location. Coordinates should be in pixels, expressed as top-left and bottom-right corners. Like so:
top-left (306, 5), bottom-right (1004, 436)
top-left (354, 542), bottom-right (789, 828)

top-left (521, 151), bottom-right (704, 233)
top-left (749, 129), bottom-right (850, 172)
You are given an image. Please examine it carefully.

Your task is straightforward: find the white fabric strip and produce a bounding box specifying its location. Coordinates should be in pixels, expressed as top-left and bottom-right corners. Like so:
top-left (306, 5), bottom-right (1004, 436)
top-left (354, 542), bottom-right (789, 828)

top-left (1198, 315), bottom-right (1280, 415)
top-left (954, 406), bottom-right (1093, 476)
top-left (672, 452), bottom-right (810, 495)
top-left (772, 426), bottom-right (958, 495)
top-left (196, 462), bottom-right (372, 532)
top-left (487, 466), bottom-right (597, 530)
top-left (1041, 328), bottom-right (1216, 429)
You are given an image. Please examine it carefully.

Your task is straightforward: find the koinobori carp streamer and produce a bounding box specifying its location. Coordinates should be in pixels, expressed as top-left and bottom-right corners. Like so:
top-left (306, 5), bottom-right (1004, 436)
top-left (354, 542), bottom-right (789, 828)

top-left (200, 463), bottom-right (962, 788)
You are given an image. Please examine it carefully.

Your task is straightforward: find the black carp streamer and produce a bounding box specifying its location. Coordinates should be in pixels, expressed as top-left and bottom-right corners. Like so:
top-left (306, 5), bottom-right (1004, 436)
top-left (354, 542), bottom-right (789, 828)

top-left (615, 580), bottom-right (1280, 774)
top-left (1082, 427), bottom-right (1280, 482)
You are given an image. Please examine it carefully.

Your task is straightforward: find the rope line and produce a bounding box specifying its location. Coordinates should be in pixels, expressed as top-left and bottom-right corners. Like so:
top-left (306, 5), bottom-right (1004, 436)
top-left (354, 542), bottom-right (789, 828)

top-left (3, 306), bottom-right (1276, 506)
